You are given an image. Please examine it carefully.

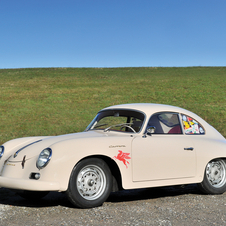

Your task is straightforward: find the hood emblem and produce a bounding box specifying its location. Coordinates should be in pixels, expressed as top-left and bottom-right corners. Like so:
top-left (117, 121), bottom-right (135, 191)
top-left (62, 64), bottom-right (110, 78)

top-left (21, 155), bottom-right (26, 169)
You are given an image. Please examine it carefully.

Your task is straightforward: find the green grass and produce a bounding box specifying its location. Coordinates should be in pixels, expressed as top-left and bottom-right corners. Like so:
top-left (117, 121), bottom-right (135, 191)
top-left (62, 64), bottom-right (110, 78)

top-left (0, 67), bottom-right (225, 144)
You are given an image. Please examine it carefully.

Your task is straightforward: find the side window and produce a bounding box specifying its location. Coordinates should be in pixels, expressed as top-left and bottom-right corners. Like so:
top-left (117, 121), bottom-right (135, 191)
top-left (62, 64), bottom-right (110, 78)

top-left (181, 114), bottom-right (205, 135)
top-left (148, 113), bottom-right (182, 134)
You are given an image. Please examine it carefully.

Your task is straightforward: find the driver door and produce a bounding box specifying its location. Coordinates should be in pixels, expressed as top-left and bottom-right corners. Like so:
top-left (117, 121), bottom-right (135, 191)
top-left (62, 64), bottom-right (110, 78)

top-left (132, 112), bottom-right (196, 182)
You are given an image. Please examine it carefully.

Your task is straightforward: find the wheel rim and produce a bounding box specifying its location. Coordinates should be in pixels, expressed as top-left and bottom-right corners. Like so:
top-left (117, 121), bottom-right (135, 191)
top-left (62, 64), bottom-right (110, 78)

top-left (76, 164), bottom-right (106, 200)
top-left (206, 160), bottom-right (226, 188)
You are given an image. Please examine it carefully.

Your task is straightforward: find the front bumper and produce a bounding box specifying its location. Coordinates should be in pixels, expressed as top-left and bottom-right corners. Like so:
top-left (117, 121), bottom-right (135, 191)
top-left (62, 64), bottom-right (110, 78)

top-left (0, 176), bottom-right (60, 191)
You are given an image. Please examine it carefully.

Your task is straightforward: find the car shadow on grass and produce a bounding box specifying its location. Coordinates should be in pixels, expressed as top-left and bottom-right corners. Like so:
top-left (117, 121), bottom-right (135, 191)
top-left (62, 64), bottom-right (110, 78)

top-left (0, 184), bottom-right (202, 208)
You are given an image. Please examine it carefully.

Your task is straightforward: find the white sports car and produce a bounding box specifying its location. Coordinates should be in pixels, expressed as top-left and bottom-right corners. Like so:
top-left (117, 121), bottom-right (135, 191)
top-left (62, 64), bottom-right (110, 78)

top-left (0, 103), bottom-right (226, 208)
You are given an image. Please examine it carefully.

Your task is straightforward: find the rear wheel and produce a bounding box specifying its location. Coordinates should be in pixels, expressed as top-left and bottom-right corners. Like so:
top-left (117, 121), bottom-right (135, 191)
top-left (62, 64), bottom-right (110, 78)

top-left (66, 158), bottom-right (112, 208)
top-left (198, 159), bottom-right (226, 194)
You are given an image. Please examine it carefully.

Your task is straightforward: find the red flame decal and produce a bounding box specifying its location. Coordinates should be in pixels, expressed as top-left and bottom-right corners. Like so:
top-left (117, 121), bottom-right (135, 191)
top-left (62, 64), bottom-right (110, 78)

top-left (113, 150), bottom-right (131, 168)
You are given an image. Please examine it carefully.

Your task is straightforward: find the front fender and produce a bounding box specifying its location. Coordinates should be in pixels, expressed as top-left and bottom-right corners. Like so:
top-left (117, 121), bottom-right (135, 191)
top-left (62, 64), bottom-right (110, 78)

top-left (46, 136), bottom-right (134, 191)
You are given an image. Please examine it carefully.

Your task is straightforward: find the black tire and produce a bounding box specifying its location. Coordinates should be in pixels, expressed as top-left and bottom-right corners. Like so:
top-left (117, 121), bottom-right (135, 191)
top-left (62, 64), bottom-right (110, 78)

top-left (198, 159), bottom-right (226, 194)
top-left (66, 158), bottom-right (113, 208)
top-left (17, 190), bottom-right (49, 200)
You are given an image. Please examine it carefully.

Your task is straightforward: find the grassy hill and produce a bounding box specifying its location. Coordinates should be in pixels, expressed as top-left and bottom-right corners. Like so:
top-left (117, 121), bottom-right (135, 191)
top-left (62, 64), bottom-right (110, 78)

top-left (0, 67), bottom-right (225, 144)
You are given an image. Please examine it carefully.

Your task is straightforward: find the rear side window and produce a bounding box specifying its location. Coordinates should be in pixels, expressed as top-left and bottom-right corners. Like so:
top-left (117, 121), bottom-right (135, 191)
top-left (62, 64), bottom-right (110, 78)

top-left (158, 113), bottom-right (180, 127)
top-left (181, 114), bottom-right (205, 135)
top-left (148, 112), bottom-right (182, 134)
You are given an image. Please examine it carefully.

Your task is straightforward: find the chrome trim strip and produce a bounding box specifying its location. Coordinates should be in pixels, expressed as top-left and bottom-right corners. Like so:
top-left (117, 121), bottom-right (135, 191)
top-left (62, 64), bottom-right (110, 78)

top-left (14, 140), bottom-right (42, 158)
top-left (87, 108), bottom-right (147, 133)
top-left (0, 146), bottom-right (4, 159)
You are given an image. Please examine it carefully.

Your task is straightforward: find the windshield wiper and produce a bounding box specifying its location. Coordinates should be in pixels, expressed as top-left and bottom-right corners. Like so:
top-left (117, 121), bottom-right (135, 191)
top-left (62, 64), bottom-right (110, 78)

top-left (93, 123), bottom-right (108, 129)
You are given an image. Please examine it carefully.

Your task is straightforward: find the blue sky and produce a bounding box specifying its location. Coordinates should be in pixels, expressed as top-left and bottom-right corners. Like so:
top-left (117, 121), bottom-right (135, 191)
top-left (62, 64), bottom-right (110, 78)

top-left (1, 0), bottom-right (226, 69)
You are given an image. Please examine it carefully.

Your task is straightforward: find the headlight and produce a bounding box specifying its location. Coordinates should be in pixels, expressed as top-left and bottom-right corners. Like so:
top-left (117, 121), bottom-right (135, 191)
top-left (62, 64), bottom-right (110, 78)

top-left (0, 146), bottom-right (4, 159)
top-left (36, 148), bottom-right (52, 170)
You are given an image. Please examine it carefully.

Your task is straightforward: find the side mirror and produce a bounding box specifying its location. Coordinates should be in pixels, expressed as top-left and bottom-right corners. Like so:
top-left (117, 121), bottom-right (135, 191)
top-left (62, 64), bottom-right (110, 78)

top-left (147, 126), bottom-right (156, 135)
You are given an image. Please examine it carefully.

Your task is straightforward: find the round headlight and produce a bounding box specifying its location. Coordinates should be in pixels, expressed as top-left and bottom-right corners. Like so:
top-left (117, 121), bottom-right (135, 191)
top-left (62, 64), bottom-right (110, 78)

top-left (0, 146), bottom-right (4, 159)
top-left (36, 148), bottom-right (52, 170)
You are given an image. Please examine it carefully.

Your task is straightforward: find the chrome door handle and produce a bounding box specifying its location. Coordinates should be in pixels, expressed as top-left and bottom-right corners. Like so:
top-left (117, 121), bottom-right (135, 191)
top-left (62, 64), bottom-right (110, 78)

top-left (184, 147), bottom-right (194, 151)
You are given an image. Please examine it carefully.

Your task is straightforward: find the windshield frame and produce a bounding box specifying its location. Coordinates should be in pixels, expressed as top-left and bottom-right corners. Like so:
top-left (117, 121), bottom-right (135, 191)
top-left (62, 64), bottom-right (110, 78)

top-left (85, 109), bottom-right (146, 133)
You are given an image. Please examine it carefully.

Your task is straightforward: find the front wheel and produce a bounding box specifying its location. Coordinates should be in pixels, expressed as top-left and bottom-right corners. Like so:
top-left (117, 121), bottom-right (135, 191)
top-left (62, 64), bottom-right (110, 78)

top-left (198, 159), bottom-right (226, 194)
top-left (66, 158), bottom-right (113, 208)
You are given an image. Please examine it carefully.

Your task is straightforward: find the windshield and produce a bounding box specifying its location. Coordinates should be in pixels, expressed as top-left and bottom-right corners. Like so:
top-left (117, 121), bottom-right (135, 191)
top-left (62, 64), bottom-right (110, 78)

top-left (86, 109), bottom-right (145, 133)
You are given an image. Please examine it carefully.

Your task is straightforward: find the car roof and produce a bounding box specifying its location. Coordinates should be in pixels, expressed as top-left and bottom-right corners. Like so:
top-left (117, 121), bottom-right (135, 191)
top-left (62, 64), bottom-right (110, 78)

top-left (100, 103), bottom-right (225, 139)
top-left (102, 103), bottom-right (191, 115)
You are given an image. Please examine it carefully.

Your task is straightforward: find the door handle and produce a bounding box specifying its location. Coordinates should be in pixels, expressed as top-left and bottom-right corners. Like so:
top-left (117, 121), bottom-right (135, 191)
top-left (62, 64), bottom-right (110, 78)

top-left (184, 147), bottom-right (194, 151)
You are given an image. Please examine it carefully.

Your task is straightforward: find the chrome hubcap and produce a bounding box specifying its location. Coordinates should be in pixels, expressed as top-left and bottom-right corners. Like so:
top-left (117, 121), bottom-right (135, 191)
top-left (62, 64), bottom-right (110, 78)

top-left (206, 160), bottom-right (226, 188)
top-left (77, 165), bottom-right (106, 200)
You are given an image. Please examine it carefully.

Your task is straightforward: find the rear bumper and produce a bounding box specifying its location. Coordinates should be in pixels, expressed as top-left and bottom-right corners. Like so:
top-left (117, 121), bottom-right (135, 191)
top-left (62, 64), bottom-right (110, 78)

top-left (0, 176), bottom-right (60, 191)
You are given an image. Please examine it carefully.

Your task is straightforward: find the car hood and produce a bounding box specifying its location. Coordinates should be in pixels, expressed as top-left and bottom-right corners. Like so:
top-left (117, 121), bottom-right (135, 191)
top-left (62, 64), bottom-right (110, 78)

top-left (7, 130), bottom-right (130, 161)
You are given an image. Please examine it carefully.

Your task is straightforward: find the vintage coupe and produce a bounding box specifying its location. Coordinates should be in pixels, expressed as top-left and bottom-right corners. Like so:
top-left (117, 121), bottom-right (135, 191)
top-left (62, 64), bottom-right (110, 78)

top-left (0, 103), bottom-right (226, 208)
